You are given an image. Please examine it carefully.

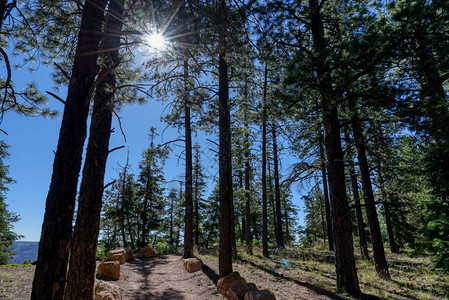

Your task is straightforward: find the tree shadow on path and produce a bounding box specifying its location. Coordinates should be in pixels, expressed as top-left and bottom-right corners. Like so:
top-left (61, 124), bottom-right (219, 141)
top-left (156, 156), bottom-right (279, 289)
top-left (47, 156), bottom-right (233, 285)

top-left (237, 258), bottom-right (382, 300)
top-left (120, 255), bottom-right (187, 300)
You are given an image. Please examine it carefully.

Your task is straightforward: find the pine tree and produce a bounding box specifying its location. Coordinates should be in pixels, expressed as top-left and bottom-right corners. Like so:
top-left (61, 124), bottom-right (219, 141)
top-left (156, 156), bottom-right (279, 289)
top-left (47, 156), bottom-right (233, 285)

top-left (0, 141), bottom-right (22, 265)
top-left (136, 127), bottom-right (169, 249)
top-left (192, 143), bottom-right (207, 247)
top-left (64, 1), bottom-right (125, 298)
top-left (31, 1), bottom-right (108, 298)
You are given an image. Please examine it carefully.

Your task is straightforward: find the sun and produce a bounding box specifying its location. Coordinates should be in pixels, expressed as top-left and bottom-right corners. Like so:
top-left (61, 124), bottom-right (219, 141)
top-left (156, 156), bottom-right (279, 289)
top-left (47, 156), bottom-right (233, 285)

top-left (145, 32), bottom-right (167, 51)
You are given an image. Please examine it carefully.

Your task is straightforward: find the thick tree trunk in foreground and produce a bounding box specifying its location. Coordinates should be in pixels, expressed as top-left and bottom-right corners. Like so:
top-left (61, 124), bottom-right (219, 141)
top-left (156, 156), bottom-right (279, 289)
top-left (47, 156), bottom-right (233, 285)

top-left (272, 124), bottom-right (284, 248)
top-left (261, 64), bottom-right (269, 258)
top-left (184, 58), bottom-right (194, 258)
top-left (64, 2), bottom-right (124, 298)
top-left (31, 1), bottom-right (107, 299)
top-left (218, 0), bottom-right (233, 278)
top-left (309, 0), bottom-right (360, 294)
top-left (351, 117), bottom-right (390, 279)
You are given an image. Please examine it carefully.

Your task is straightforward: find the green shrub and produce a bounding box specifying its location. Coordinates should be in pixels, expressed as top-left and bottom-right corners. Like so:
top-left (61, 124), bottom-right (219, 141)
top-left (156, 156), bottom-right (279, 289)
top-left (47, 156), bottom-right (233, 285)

top-left (154, 241), bottom-right (176, 255)
top-left (96, 245), bottom-right (108, 261)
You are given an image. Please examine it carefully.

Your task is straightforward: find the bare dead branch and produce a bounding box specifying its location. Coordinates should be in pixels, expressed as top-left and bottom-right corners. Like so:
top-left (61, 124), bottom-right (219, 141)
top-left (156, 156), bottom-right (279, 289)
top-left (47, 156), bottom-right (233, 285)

top-left (113, 110), bottom-right (127, 143)
top-left (108, 145), bottom-right (125, 154)
top-left (46, 91), bottom-right (66, 105)
top-left (53, 62), bottom-right (70, 80)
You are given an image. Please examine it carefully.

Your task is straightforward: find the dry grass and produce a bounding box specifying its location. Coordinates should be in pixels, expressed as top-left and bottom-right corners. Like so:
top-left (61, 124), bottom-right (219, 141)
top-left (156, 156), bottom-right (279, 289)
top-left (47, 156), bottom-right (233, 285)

top-left (212, 245), bottom-right (449, 299)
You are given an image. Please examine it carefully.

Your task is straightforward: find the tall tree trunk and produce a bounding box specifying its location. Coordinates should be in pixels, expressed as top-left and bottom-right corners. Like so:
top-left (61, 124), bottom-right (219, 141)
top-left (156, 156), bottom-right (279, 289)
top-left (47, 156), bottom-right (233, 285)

top-left (345, 133), bottom-right (370, 261)
top-left (140, 189), bottom-right (149, 248)
top-left (193, 164), bottom-right (200, 247)
top-left (120, 156), bottom-right (129, 248)
top-left (272, 123), bottom-right (284, 248)
top-left (351, 116), bottom-right (390, 279)
top-left (31, 1), bottom-right (108, 299)
top-left (184, 58), bottom-right (194, 258)
top-left (170, 197), bottom-right (174, 246)
top-left (319, 138), bottom-right (334, 251)
top-left (261, 64), bottom-right (269, 258)
top-left (309, 0), bottom-right (360, 294)
top-left (64, 2), bottom-right (123, 298)
top-left (244, 124), bottom-right (252, 255)
top-left (218, 0), bottom-right (233, 277)
top-left (371, 121), bottom-right (399, 253)
top-left (283, 196), bottom-right (290, 246)
top-left (267, 155), bottom-right (277, 236)
top-left (0, 0), bottom-right (7, 29)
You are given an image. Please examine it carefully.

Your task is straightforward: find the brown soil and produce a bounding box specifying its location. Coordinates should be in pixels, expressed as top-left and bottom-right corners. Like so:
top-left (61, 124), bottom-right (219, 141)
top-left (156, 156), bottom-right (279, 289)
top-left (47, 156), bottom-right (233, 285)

top-left (110, 255), bottom-right (225, 299)
top-left (0, 254), bottom-right (338, 300)
top-left (0, 265), bottom-right (34, 300)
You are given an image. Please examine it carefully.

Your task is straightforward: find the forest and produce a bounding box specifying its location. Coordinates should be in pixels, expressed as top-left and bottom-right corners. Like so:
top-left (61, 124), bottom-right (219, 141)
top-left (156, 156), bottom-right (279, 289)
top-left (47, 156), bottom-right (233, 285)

top-left (0, 0), bottom-right (448, 299)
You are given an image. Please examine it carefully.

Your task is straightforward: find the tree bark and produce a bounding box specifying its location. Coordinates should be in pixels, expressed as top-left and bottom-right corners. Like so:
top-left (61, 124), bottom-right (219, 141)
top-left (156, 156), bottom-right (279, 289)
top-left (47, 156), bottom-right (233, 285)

top-left (184, 57), bottom-right (194, 258)
top-left (319, 138), bottom-right (334, 251)
top-left (272, 123), bottom-right (284, 248)
top-left (31, 1), bottom-right (107, 299)
top-left (64, 2), bottom-right (124, 299)
top-left (351, 116), bottom-right (390, 279)
top-left (344, 132), bottom-right (370, 261)
top-left (193, 151), bottom-right (200, 247)
top-left (244, 122), bottom-right (252, 255)
top-left (218, 0), bottom-right (233, 277)
top-left (261, 64), bottom-right (269, 258)
top-left (372, 129), bottom-right (398, 254)
top-left (309, 0), bottom-right (360, 294)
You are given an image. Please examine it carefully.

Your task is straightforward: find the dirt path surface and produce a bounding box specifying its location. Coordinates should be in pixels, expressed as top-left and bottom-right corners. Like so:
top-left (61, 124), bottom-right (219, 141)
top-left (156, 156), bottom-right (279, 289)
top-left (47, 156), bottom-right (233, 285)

top-left (112, 255), bottom-right (225, 300)
top-left (111, 254), bottom-right (338, 300)
top-left (1, 255), bottom-right (340, 299)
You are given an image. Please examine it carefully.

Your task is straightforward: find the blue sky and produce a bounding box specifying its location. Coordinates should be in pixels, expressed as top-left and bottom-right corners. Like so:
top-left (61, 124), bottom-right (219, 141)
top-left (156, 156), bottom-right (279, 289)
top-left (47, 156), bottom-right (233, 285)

top-left (1, 46), bottom-right (306, 243)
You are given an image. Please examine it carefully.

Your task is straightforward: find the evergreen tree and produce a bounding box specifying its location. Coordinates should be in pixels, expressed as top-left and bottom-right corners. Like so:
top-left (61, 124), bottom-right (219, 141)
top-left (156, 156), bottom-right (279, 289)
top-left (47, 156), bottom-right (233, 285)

top-left (65, 1), bottom-right (125, 298)
top-left (0, 141), bottom-right (22, 265)
top-left (31, 1), bottom-right (108, 298)
top-left (136, 127), bottom-right (169, 249)
top-left (192, 143), bottom-right (207, 248)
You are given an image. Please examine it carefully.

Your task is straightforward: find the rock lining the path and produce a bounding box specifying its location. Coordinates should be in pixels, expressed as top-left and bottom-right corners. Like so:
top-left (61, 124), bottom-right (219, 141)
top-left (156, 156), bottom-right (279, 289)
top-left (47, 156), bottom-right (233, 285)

top-left (184, 258), bottom-right (203, 273)
top-left (97, 261), bottom-right (121, 280)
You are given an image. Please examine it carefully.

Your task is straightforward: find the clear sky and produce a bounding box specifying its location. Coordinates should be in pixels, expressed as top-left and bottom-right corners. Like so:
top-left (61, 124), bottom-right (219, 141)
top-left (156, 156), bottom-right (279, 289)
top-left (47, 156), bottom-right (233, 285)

top-left (1, 43), bottom-right (305, 243)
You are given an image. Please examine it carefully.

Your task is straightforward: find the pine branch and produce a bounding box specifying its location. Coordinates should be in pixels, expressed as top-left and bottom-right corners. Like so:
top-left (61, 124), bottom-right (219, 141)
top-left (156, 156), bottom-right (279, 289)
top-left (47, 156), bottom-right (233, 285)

top-left (46, 91), bottom-right (66, 105)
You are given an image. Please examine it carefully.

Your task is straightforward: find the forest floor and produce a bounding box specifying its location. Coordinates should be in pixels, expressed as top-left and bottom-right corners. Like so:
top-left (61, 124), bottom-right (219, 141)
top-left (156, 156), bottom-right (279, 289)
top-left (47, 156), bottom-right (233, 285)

top-left (1, 247), bottom-right (448, 299)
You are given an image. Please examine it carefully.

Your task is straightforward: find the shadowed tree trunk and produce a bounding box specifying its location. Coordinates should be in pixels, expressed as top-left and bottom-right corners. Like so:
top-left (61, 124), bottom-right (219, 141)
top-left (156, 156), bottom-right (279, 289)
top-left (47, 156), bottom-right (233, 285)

top-left (351, 114), bottom-right (390, 279)
top-left (183, 57), bottom-right (194, 258)
top-left (31, 1), bottom-right (108, 299)
top-left (283, 196), bottom-right (290, 246)
top-left (64, 2), bottom-right (124, 299)
top-left (272, 123), bottom-right (284, 248)
top-left (218, 0), bottom-right (233, 277)
top-left (261, 63), bottom-right (269, 258)
top-left (344, 131), bottom-right (370, 261)
top-left (244, 122), bottom-right (252, 255)
top-left (319, 137), bottom-right (334, 251)
top-left (309, 0), bottom-right (360, 294)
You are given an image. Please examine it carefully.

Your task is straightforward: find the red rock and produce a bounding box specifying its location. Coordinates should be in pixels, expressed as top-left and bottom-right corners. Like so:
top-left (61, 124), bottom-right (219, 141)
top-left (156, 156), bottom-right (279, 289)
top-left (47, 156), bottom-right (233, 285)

top-left (184, 258), bottom-right (203, 273)
top-left (107, 249), bottom-right (125, 264)
top-left (217, 272), bottom-right (247, 295)
top-left (95, 281), bottom-right (122, 300)
top-left (140, 246), bottom-right (156, 258)
top-left (97, 261), bottom-right (120, 280)
top-left (226, 283), bottom-right (258, 300)
top-left (244, 289), bottom-right (276, 300)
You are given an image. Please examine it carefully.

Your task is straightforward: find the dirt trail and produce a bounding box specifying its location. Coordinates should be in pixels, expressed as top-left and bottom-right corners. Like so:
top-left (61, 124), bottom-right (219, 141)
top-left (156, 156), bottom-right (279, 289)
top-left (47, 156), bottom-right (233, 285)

top-left (112, 255), bottom-right (225, 300)
top-left (111, 254), bottom-right (338, 300)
